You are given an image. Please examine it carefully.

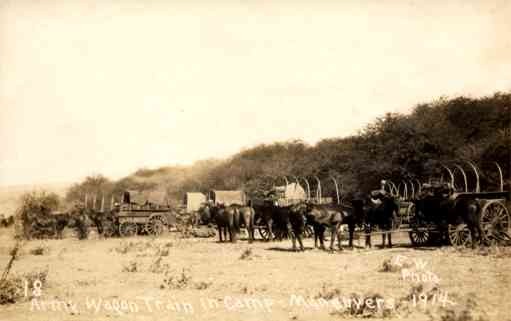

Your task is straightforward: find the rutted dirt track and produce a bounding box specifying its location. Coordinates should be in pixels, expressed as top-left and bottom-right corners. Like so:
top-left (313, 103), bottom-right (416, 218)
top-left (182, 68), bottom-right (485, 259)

top-left (1, 229), bottom-right (510, 321)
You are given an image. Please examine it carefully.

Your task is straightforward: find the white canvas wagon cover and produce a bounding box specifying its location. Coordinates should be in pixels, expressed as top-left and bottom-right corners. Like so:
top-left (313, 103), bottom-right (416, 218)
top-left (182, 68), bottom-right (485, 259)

top-left (210, 190), bottom-right (247, 206)
top-left (184, 192), bottom-right (207, 212)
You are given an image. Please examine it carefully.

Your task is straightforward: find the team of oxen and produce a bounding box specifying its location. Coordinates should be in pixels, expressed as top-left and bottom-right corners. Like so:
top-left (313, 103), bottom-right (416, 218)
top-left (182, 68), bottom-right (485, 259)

top-left (198, 190), bottom-right (399, 251)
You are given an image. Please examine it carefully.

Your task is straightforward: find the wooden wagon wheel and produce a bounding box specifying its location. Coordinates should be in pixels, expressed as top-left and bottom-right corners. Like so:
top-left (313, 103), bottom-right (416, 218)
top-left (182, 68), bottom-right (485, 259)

top-left (258, 226), bottom-right (270, 240)
top-left (254, 215), bottom-right (270, 240)
top-left (448, 223), bottom-right (471, 247)
top-left (119, 221), bottom-right (138, 237)
top-left (409, 225), bottom-right (433, 246)
top-left (480, 200), bottom-right (511, 244)
top-left (145, 214), bottom-right (167, 236)
top-left (408, 210), bottom-right (435, 246)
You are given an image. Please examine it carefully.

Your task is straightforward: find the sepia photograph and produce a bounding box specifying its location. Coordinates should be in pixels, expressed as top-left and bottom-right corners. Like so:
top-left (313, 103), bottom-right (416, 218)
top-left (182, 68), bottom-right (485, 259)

top-left (1, 1), bottom-right (510, 320)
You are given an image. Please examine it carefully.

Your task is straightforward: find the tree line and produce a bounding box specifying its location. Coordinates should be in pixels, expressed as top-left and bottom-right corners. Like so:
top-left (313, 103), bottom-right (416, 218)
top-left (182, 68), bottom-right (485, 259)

top-left (65, 92), bottom-right (511, 207)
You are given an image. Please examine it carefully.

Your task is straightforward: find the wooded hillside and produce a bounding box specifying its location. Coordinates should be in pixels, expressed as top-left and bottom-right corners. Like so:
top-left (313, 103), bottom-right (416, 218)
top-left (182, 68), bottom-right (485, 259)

top-left (66, 93), bottom-right (511, 205)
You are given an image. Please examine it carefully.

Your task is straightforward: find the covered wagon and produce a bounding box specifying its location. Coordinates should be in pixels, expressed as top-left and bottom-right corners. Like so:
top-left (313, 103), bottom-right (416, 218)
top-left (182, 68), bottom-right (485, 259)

top-left (209, 190), bottom-right (247, 206)
top-left (184, 192), bottom-right (207, 212)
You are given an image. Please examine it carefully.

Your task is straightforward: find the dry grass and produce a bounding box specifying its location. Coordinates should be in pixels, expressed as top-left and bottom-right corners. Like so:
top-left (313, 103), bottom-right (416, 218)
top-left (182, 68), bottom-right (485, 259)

top-left (113, 240), bottom-right (173, 256)
top-left (0, 230), bottom-right (510, 321)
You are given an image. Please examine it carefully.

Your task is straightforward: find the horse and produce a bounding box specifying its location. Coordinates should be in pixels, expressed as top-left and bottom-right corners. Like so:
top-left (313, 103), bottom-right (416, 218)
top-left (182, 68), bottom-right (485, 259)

top-left (53, 213), bottom-right (74, 239)
top-left (293, 201), bottom-right (346, 251)
top-left (276, 202), bottom-right (306, 251)
top-left (208, 203), bottom-right (240, 243)
top-left (252, 199), bottom-right (308, 248)
top-left (229, 203), bottom-right (256, 243)
top-left (66, 206), bottom-right (90, 239)
top-left (197, 202), bottom-right (214, 225)
top-left (51, 206), bottom-right (89, 240)
top-left (85, 208), bottom-right (105, 235)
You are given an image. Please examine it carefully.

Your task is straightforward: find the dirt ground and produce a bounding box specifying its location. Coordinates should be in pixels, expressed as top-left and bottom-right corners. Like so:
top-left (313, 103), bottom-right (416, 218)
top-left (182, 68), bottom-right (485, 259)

top-left (1, 227), bottom-right (510, 321)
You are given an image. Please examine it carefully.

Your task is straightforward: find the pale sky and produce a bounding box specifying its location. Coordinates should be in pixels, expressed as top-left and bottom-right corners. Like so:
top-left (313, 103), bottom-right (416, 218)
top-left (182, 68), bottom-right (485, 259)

top-left (1, 0), bottom-right (510, 186)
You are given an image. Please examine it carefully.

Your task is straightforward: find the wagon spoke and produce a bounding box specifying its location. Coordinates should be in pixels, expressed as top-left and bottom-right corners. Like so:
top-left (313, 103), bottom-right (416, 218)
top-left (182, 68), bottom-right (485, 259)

top-left (448, 223), bottom-right (471, 247)
top-left (495, 211), bottom-right (509, 225)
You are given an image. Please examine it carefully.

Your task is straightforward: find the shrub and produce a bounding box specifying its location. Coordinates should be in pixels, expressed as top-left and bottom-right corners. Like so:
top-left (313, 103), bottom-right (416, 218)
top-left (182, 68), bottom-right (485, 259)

top-left (160, 269), bottom-right (192, 290)
top-left (240, 248), bottom-right (255, 260)
top-left (194, 280), bottom-right (212, 290)
top-left (0, 277), bottom-right (20, 304)
top-left (156, 246), bottom-right (170, 257)
top-left (315, 284), bottom-right (342, 300)
top-left (0, 267), bottom-right (49, 305)
top-left (29, 245), bottom-right (47, 256)
top-left (149, 257), bottom-right (169, 274)
top-left (435, 296), bottom-right (488, 321)
top-left (15, 191), bottom-right (60, 240)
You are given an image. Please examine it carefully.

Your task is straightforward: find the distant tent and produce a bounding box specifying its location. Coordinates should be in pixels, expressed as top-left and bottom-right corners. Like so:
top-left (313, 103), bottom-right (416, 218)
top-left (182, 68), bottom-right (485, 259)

top-left (210, 190), bottom-right (247, 206)
top-left (184, 192), bottom-right (206, 212)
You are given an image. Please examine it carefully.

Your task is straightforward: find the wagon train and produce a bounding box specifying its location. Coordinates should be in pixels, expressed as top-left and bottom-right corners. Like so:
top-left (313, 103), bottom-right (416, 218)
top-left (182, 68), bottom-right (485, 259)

top-left (77, 160), bottom-right (509, 249)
